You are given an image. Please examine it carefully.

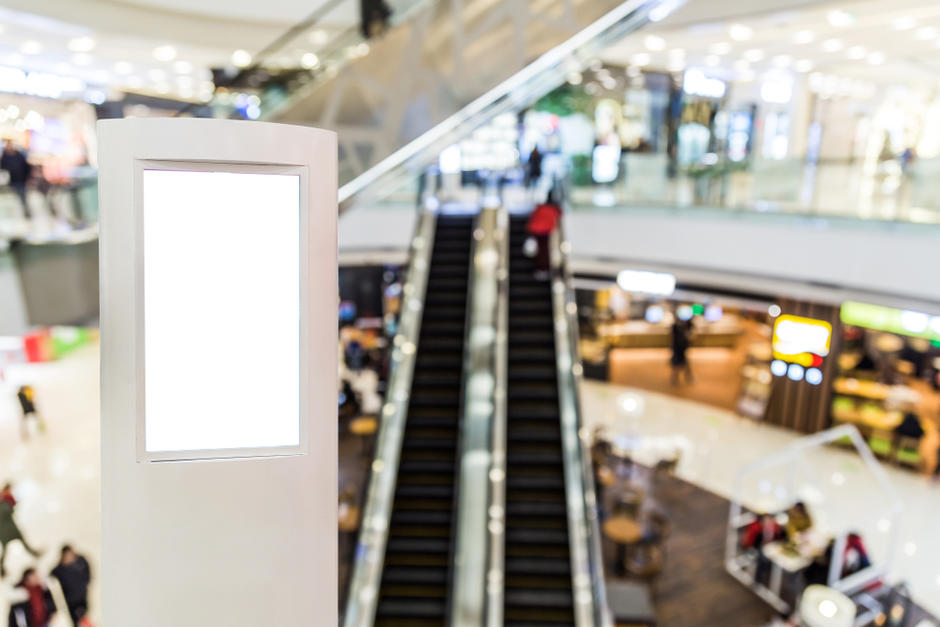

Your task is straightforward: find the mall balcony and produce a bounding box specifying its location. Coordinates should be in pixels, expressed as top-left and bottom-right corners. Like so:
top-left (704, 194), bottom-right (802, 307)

top-left (2, 0), bottom-right (940, 626)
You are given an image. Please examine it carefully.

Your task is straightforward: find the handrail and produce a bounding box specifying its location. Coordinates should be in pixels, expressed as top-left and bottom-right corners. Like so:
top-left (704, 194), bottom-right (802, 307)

top-left (338, 0), bottom-right (674, 209)
top-left (550, 221), bottom-right (612, 626)
top-left (449, 197), bottom-right (506, 625)
top-left (485, 201), bottom-right (509, 627)
top-left (342, 200), bottom-right (438, 627)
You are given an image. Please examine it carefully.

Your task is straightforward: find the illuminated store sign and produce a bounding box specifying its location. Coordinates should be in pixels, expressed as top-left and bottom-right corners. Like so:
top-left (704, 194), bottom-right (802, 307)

top-left (0, 66), bottom-right (86, 99)
top-left (772, 315), bottom-right (831, 379)
top-left (682, 69), bottom-right (726, 99)
top-left (841, 301), bottom-right (940, 342)
top-left (617, 270), bottom-right (676, 296)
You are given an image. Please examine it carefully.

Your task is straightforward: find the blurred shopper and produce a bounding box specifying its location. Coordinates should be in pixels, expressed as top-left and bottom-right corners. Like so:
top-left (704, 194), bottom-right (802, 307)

top-left (785, 501), bottom-right (813, 542)
top-left (50, 546), bottom-right (91, 627)
top-left (741, 513), bottom-right (783, 551)
top-left (525, 194), bottom-right (561, 278)
top-left (525, 146), bottom-right (542, 190)
top-left (360, 0), bottom-right (391, 38)
top-left (894, 411), bottom-right (925, 441)
top-left (670, 320), bottom-right (693, 385)
top-left (1, 140), bottom-right (32, 219)
top-left (8, 569), bottom-right (56, 627)
top-left (0, 484), bottom-right (42, 579)
top-left (16, 386), bottom-right (45, 440)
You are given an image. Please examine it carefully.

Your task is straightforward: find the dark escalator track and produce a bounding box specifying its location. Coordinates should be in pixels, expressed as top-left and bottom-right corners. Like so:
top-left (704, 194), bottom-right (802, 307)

top-left (504, 215), bottom-right (575, 626)
top-left (374, 214), bottom-right (474, 627)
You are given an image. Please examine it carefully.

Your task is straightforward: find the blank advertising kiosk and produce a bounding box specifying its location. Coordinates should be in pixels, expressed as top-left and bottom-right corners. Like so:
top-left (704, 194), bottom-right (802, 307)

top-left (98, 118), bottom-right (337, 627)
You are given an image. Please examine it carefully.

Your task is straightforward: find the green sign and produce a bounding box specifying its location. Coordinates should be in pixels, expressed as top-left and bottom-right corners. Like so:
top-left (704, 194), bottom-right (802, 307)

top-left (840, 301), bottom-right (940, 342)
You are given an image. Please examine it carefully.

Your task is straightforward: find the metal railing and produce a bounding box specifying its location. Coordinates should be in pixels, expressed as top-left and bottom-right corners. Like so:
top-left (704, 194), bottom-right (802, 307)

top-left (342, 200), bottom-right (438, 627)
top-left (550, 223), bottom-right (613, 627)
top-left (449, 196), bottom-right (507, 626)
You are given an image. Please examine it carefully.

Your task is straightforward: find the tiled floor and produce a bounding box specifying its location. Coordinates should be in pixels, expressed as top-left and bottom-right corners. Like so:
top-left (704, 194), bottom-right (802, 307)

top-left (3, 344), bottom-right (939, 623)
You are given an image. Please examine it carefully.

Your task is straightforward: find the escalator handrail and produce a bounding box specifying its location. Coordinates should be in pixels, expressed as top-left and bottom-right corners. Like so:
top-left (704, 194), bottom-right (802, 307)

top-left (550, 222), bottom-right (613, 627)
top-left (342, 202), bottom-right (438, 627)
top-left (449, 201), bottom-right (507, 626)
top-left (337, 0), bottom-right (663, 210)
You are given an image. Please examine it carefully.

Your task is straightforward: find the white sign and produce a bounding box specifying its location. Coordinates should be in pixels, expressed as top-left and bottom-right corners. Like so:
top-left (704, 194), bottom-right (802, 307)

top-left (143, 169), bottom-right (301, 455)
top-left (617, 269), bottom-right (676, 296)
top-left (682, 69), bottom-right (726, 99)
top-left (0, 66), bottom-right (86, 99)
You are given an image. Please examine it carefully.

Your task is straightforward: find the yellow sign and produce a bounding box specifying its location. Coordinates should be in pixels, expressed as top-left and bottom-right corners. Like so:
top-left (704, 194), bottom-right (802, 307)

top-left (772, 315), bottom-right (831, 367)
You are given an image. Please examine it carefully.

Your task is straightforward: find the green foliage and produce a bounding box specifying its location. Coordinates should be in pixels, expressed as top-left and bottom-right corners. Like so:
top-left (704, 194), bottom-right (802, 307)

top-left (533, 85), bottom-right (594, 117)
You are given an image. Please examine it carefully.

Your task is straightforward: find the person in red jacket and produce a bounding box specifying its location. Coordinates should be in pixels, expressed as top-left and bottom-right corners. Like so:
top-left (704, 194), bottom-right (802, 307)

top-left (525, 199), bottom-right (562, 277)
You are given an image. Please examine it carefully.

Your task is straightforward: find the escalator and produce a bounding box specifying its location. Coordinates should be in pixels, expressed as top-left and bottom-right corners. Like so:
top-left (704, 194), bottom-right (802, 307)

top-left (373, 214), bottom-right (474, 626)
top-left (503, 215), bottom-right (576, 625)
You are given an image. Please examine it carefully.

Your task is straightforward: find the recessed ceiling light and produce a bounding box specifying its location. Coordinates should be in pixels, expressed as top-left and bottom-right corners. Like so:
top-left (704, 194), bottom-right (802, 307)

top-left (173, 60), bottom-right (192, 74)
top-left (631, 53), bottom-right (651, 67)
top-left (744, 48), bottom-right (764, 62)
top-left (846, 45), bottom-right (867, 60)
top-left (772, 54), bottom-right (792, 68)
top-left (794, 59), bottom-right (814, 72)
top-left (867, 51), bottom-right (886, 65)
top-left (645, 35), bottom-right (666, 51)
top-left (114, 61), bottom-right (133, 75)
top-left (68, 36), bottom-right (96, 52)
top-left (231, 49), bottom-right (252, 68)
top-left (708, 41), bottom-right (731, 55)
top-left (301, 52), bottom-right (319, 69)
top-left (822, 38), bottom-right (844, 53)
top-left (827, 10), bottom-right (854, 27)
top-left (20, 41), bottom-right (41, 55)
top-left (153, 45), bottom-right (177, 62)
top-left (704, 55), bottom-right (720, 67)
top-left (891, 17), bottom-right (916, 31)
top-left (793, 30), bottom-right (814, 44)
top-left (729, 24), bottom-right (753, 41)
top-left (71, 53), bottom-right (93, 66)
top-left (148, 68), bottom-right (167, 81)
top-left (915, 26), bottom-right (938, 40)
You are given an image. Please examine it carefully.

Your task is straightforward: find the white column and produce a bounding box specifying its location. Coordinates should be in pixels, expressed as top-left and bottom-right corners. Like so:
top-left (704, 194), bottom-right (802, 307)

top-left (98, 118), bottom-right (337, 627)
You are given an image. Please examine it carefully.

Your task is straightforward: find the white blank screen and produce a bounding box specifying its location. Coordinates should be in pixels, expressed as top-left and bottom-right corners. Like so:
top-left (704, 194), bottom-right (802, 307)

top-left (143, 169), bottom-right (301, 454)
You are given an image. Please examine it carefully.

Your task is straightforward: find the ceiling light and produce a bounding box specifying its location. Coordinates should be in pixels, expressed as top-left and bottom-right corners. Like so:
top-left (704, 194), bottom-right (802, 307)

top-left (733, 59), bottom-right (750, 72)
top-left (631, 53), bottom-right (651, 67)
top-left (155, 83), bottom-right (171, 95)
top-left (148, 68), bottom-right (167, 81)
top-left (793, 30), bottom-right (814, 44)
top-left (68, 36), bottom-right (96, 52)
top-left (708, 41), bottom-right (731, 55)
top-left (729, 24), bottom-right (753, 41)
top-left (71, 53), bottom-right (93, 66)
top-left (704, 54), bottom-right (720, 67)
top-left (744, 48), bottom-right (765, 62)
top-left (794, 59), bottom-right (814, 72)
top-left (645, 35), bottom-right (666, 51)
top-left (668, 48), bottom-right (686, 59)
top-left (231, 49), bottom-right (252, 68)
top-left (20, 41), bottom-right (41, 55)
top-left (567, 71), bottom-right (582, 85)
top-left (915, 26), bottom-right (938, 40)
top-left (772, 55), bottom-right (792, 68)
top-left (173, 60), bottom-right (192, 74)
top-left (301, 52), bottom-right (319, 69)
top-left (822, 38), bottom-right (844, 53)
top-left (846, 45), bottom-right (866, 60)
top-left (114, 61), bottom-right (133, 75)
top-left (666, 58), bottom-right (685, 72)
top-left (867, 51), bottom-right (886, 65)
top-left (891, 17), bottom-right (916, 31)
top-left (54, 62), bottom-right (72, 74)
top-left (153, 45), bottom-right (177, 62)
top-left (827, 10), bottom-right (854, 27)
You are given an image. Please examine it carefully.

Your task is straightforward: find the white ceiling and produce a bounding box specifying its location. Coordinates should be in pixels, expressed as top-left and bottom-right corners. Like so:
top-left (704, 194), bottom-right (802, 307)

top-left (601, 0), bottom-right (940, 89)
top-left (0, 1), bottom-right (357, 102)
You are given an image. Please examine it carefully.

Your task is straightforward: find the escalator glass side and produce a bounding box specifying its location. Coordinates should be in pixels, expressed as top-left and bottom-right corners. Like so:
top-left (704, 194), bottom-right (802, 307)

top-left (373, 214), bottom-right (475, 626)
top-left (503, 215), bottom-right (576, 625)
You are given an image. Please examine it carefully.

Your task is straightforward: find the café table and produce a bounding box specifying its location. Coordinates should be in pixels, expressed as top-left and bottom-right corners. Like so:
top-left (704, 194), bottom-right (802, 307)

top-left (604, 516), bottom-right (643, 577)
top-left (762, 541), bottom-right (814, 599)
